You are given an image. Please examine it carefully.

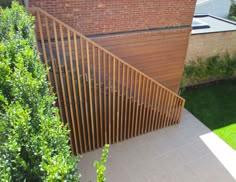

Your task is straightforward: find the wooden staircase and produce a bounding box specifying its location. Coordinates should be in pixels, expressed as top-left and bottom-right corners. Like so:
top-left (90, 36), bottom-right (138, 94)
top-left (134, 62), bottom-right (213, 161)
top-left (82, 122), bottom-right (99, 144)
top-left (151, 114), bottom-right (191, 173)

top-left (29, 7), bottom-right (185, 155)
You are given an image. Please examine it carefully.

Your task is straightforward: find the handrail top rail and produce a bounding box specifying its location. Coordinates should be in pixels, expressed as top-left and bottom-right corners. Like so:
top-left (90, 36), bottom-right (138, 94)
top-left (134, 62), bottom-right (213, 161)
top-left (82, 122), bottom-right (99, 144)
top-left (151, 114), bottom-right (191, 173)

top-left (29, 7), bottom-right (185, 101)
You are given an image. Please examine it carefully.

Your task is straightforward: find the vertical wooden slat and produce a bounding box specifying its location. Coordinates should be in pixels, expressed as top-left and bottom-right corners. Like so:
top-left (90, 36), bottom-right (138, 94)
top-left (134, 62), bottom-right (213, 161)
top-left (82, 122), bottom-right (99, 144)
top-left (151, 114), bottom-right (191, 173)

top-left (120, 64), bottom-right (125, 141)
top-left (166, 93), bottom-right (173, 126)
top-left (151, 85), bottom-right (159, 131)
top-left (163, 92), bottom-right (171, 127)
top-left (85, 40), bottom-right (96, 150)
top-left (174, 98), bottom-right (181, 124)
top-left (177, 99), bottom-right (182, 124)
top-left (127, 69), bottom-right (134, 138)
top-left (159, 89), bottom-right (167, 129)
top-left (103, 52), bottom-right (107, 144)
top-left (158, 89), bottom-right (165, 129)
top-left (134, 74), bottom-right (142, 137)
top-left (167, 94), bottom-right (174, 127)
top-left (60, 25), bottom-right (79, 154)
top-left (171, 95), bottom-right (177, 125)
top-left (112, 58), bottom-right (116, 144)
top-left (178, 100), bottom-right (185, 123)
top-left (33, 11), bottom-right (39, 52)
top-left (45, 16), bottom-right (63, 119)
top-left (174, 99), bottom-right (181, 124)
top-left (80, 38), bottom-right (91, 151)
top-left (131, 71), bottom-right (138, 137)
top-left (116, 61), bottom-right (120, 142)
top-left (170, 96), bottom-right (177, 125)
top-left (141, 79), bottom-right (149, 134)
top-left (53, 21), bottom-right (74, 153)
top-left (74, 32), bottom-right (87, 153)
top-left (92, 45), bottom-right (99, 148)
top-left (145, 81), bottom-right (153, 133)
top-left (156, 87), bottom-right (164, 130)
top-left (178, 100), bottom-right (183, 123)
top-left (164, 92), bottom-right (171, 128)
top-left (138, 77), bottom-right (145, 135)
top-left (148, 84), bottom-right (157, 132)
top-left (37, 12), bottom-right (52, 92)
top-left (177, 100), bottom-right (185, 124)
top-left (124, 67), bottom-right (129, 139)
top-left (176, 100), bottom-right (181, 123)
top-left (34, 31), bottom-right (38, 52)
top-left (108, 55), bottom-right (111, 144)
top-left (67, 30), bottom-right (83, 154)
top-left (98, 49), bottom-right (103, 147)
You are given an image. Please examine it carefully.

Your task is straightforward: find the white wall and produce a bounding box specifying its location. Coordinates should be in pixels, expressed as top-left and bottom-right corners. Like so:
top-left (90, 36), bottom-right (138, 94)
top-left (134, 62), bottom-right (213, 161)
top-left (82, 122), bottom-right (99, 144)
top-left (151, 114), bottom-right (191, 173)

top-left (195, 0), bottom-right (234, 18)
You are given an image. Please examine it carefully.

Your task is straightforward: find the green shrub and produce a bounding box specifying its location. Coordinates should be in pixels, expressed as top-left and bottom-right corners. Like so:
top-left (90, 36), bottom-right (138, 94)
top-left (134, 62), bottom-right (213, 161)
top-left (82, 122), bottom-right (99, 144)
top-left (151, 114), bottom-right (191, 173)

top-left (94, 145), bottom-right (109, 182)
top-left (181, 52), bottom-right (236, 88)
top-left (229, 0), bottom-right (236, 21)
top-left (0, 2), bottom-right (79, 181)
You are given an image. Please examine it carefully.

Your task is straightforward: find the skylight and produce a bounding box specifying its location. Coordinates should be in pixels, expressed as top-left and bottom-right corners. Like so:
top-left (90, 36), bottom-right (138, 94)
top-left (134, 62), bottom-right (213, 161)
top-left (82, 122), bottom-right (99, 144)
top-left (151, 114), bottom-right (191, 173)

top-left (192, 18), bottom-right (210, 29)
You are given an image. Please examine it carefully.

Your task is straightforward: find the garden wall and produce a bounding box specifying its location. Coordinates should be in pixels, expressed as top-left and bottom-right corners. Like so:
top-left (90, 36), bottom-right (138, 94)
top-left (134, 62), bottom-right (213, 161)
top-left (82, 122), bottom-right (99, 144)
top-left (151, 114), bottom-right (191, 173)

top-left (186, 31), bottom-right (236, 62)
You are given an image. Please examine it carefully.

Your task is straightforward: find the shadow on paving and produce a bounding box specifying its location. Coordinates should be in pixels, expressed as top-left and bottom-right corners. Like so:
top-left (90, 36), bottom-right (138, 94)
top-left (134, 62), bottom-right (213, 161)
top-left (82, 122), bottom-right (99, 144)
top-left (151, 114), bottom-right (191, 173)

top-left (79, 110), bottom-right (235, 182)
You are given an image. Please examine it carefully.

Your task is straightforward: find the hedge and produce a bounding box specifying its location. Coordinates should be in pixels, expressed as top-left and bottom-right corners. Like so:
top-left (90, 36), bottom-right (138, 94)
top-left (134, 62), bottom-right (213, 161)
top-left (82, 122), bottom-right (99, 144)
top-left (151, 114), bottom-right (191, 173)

top-left (181, 52), bottom-right (236, 88)
top-left (0, 2), bottom-right (79, 181)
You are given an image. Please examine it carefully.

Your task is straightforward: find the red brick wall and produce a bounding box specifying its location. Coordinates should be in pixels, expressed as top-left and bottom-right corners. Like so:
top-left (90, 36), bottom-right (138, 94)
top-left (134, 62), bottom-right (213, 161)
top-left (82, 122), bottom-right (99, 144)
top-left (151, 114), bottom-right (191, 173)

top-left (29, 0), bottom-right (196, 35)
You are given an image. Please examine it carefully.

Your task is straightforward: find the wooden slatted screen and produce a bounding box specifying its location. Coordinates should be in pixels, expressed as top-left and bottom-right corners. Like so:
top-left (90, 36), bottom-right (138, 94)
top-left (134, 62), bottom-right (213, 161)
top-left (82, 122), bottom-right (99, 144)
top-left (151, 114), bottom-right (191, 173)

top-left (30, 7), bottom-right (185, 155)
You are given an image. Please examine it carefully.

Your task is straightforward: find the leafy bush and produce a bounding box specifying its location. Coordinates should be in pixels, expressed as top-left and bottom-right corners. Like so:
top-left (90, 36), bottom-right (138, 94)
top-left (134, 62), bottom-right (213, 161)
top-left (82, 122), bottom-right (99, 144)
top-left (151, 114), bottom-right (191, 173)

top-left (0, 2), bottom-right (79, 181)
top-left (94, 145), bottom-right (109, 182)
top-left (229, 0), bottom-right (236, 21)
top-left (181, 52), bottom-right (236, 88)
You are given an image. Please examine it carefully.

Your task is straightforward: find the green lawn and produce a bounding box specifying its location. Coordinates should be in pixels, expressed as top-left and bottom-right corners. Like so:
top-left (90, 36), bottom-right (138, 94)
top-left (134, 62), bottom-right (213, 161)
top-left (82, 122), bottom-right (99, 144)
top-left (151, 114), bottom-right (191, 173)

top-left (181, 79), bottom-right (236, 150)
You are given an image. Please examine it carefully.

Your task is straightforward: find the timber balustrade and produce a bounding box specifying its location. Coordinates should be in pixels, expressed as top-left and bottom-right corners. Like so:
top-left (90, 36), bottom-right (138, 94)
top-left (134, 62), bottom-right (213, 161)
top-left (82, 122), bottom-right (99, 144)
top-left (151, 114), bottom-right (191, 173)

top-left (29, 8), bottom-right (185, 155)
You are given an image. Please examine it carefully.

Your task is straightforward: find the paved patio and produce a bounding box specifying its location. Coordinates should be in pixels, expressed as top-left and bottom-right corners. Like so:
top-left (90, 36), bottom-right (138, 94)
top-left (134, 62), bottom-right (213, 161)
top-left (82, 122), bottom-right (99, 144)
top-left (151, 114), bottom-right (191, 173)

top-left (79, 109), bottom-right (236, 182)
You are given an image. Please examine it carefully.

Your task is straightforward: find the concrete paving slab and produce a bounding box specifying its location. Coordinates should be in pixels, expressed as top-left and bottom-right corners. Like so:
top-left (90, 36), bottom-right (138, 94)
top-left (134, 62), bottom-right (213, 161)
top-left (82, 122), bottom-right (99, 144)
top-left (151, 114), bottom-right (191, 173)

top-left (79, 109), bottom-right (236, 182)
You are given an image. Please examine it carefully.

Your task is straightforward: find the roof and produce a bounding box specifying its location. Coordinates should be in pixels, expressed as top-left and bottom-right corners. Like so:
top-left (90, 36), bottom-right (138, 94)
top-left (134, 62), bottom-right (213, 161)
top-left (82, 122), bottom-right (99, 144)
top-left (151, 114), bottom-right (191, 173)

top-left (191, 14), bottom-right (236, 35)
top-left (196, 0), bottom-right (211, 5)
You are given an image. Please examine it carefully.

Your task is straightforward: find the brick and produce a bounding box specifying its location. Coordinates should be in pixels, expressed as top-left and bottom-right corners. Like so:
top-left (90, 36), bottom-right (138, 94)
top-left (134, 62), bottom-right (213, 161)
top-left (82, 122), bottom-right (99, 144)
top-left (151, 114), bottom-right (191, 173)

top-left (186, 31), bottom-right (236, 62)
top-left (29, 0), bottom-right (196, 35)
